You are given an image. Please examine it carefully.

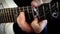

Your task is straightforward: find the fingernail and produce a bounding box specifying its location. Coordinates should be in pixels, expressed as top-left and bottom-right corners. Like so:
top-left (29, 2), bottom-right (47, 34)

top-left (42, 20), bottom-right (47, 23)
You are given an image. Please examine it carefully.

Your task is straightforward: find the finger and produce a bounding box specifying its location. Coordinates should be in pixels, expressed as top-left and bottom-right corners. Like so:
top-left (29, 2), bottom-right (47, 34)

top-left (42, 0), bottom-right (52, 3)
top-left (17, 12), bottom-right (33, 33)
top-left (39, 20), bottom-right (47, 33)
top-left (31, 18), bottom-right (40, 33)
top-left (31, 0), bottom-right (43, 7)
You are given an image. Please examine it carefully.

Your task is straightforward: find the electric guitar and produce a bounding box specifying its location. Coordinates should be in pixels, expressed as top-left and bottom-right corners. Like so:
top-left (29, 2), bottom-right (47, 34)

top-left (0, 0), bottom-right (60, 23)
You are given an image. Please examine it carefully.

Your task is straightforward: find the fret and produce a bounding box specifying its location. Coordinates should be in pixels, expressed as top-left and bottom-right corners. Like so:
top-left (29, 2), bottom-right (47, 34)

top-left (18, 7), bottom-right (21, 11)
top-left (2, 9), bottom-right (4, 22)
top-left (4, 9), bottom-right (6, 22)
top-left (15, 7), bottom-right (18, 15)
top-left (8, 8), bottom-right (10, 22)
top-left (20, 7), bottom-right (23, 12)
top-left (17, 7), bottom-right (20, 15)
top-left (11, 8), bottom-right (14, 22)
top-left (1, 9), bottom-right (3, 23)
top-left (22, 7), bottom-right (24, 11)
top-left (27, 6), bottom-right (31, 20)
top-left (56, 2), bottom-right (60, 19)
top-left (37, 7), bottom-right (40, 20)
top-left (38, 5), bottom-right (45, 20)
top-left (56, 2), bottom-right (59, 11)
top-left (11, 8), bottom-right (15, 22)
top-left (28, 6), bottom-right (32, 10)
top-left (8, 8), bottom-right (12, 22)
top-left (0, 9), bottom-right (2, 23)
top-left (7, 8), bottom-right (9, 22)
top-left (24, 7), bottom-right (27, 11)
top-left (6, 8), bottom-right (8, 22)
top-left (5, 8), bottom-right (8, 22)
top-left (42, 5), bottom-right (46, 19)
top-left (49, 3), bottom-right (52, 16)
top-left (14, 7), bottom-right (18, 22)
top-left (32, 8), bottom-right (35, 18)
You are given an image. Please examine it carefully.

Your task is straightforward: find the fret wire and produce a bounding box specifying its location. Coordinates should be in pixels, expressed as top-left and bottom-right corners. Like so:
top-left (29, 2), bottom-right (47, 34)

top-left (13, 8), bottom-right (16, 22)
top-left (16, 7), bottom-right (18, 15)
top-left (27, 6), bottom-right (31, 20)
top-left (2, 9), bottom-right (5, 22)
top-left (2, 9), bottom-right (3, 22)
top-left (6, 8), bottom-right (8, 22)
top-left (18, 7), bottom-right (21, 15)
top-left (19, 7), bottom-right (22, 12)
top-left (15, 7), bottom-right (18, 22)
top-left (10, 11), bottom-right (13, 22)
top-left (37, 7), bottom-right (40, 20)
top-left (2, 9), bottom-right (4, 23)
top-left (2, 9), bottom-right (4, 22)
top-left (10, 8), bottom-right (13, 22)
top-left (32, 8), bottom-right (35, 18)
top-left (0, 9), bottom-right (1, 22)
top-left (56, 2), bottom-right (59, 11)
top-left (4, 9), bottom-right (6, 22)
top-left (0, 9), bottom-right (3, 22)
top-left (12, 8), bottom-right (14, 22)
top-left (22, 7), bottom-right (24, 11)
top-left (56, 2), bottom-right (59, 18)
top-left (49, 3), bottom-right (52, 16)
top-left (0, 9), bottom-right (2, 22)
top-left (9, 8), bottom-right (12, 22)
top-left (43, 5), bottom-right (46, 19)
top-left (11, 8), bottom-right (13, 22)
top-left (6, 8), bottom-right (9, 22)
top-left (17, 7), bottom-right (19, 15)
top-left (19, 7), bottom-right (21, 11)
top-left (9, 8), bottom-right (11, 22)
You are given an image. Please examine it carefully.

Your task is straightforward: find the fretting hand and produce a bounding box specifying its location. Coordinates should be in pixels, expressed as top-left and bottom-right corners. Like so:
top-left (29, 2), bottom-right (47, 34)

top-left (17, 0), bottom-right (47, 33)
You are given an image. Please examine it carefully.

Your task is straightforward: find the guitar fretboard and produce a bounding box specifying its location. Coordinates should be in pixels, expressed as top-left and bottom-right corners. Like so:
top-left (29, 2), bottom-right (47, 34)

top-left (0, 1), bottom-right (60, 23)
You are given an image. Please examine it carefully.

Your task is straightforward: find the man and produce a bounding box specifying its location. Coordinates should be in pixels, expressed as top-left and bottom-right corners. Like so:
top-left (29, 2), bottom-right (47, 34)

top-left (0, 0), bottom-right (52, 34)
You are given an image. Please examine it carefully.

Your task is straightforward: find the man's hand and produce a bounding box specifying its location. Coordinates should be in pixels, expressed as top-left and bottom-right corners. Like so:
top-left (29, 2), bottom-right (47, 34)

top-left (17, 0), bottom-right (47, 33)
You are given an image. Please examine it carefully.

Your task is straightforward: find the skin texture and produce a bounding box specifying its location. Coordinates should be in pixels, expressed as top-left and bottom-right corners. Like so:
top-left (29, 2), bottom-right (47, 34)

top-left (17, 0), bottom-right (47, 34)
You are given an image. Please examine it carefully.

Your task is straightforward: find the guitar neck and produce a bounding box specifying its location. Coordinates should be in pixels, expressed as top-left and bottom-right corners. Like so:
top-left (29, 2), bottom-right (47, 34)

top-left (0, 6), bottom-right (33, 23)
top-left (0, 1), bottom-right (60, 23)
